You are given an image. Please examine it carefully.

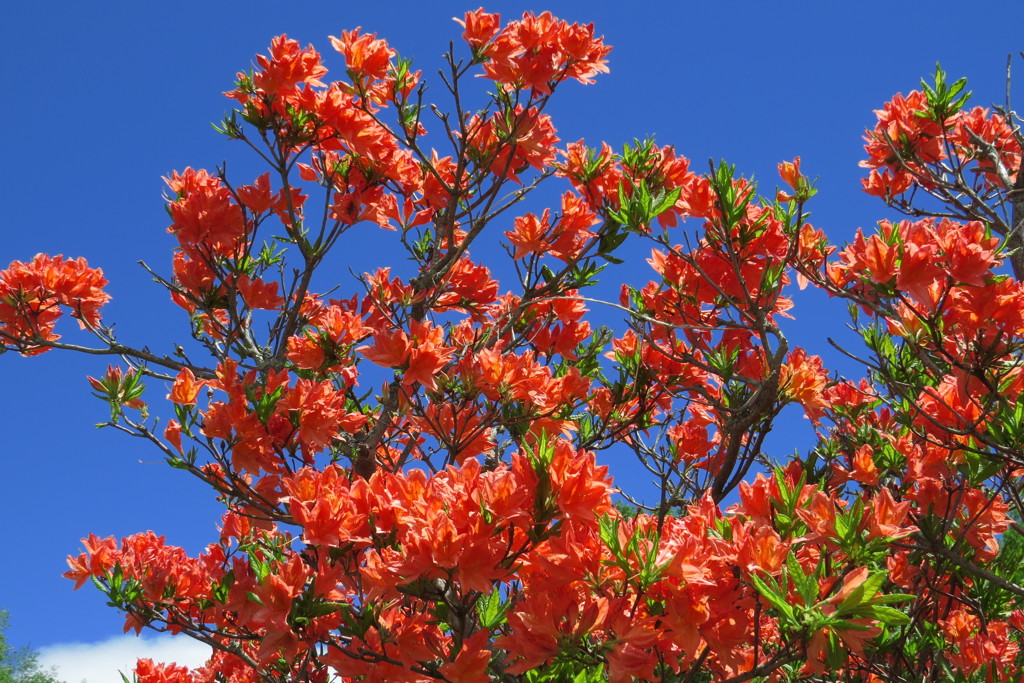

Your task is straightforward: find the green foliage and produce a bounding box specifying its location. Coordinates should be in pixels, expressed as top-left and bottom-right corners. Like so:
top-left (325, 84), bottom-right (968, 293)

top-left (919, 63), bottom-right (971, 123)
top-left (0, 611), bottom-right (65, 683)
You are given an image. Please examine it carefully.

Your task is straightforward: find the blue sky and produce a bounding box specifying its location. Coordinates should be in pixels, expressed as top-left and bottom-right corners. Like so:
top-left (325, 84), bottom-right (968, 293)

top-left (3, 0), bottom-right (1022, 678)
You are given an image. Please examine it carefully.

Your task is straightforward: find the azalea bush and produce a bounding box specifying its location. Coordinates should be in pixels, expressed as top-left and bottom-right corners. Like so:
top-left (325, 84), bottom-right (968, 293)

top-left (3, 9), bottom-right (1024, 682)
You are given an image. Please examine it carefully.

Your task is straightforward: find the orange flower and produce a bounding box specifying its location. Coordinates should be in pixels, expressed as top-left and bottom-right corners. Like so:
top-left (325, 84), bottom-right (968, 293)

top-left (164, 168), bottom-right (247, 255)
top-left (505, 210), bottom-right (552, 259)
top-left (455, 9), bottom-right (501, 50)
top-left (329, 28), bottom-right (394, 83)
top-left (168, 367), bottom-right (205, 406)
top-left (548, 440), bottom-right (614, 524)
top-left (0, 254), bottom-right (110, 352)
top-left (439, 631), bottom-right (491, 683)
top-left (779, 348), bottom-right (830, 421)
top-left (359, 327), bottom-right (411, 368)
top-left (227, 35), bottom-right (327, 112)
top-left (778, 156), bottom-right (802, 190)
top-left (776, 156), bottom-right (804, 201)
top-left (234, 274), bottom-right (284, 311)
top-left (482, 12), bottom-right (610, 94)
top-left (849, 444), bottom-right (880, 486)
top-left (864, 488), bottom-right (915, 540)
top-left (63, 534), bottom-right (117, 590)
top-left (164, 420), bottom-right (183, 454)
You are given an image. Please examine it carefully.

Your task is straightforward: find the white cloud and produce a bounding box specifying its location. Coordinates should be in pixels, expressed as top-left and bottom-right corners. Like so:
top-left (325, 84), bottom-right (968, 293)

top-left (38, 633), bottom-right (211, 683)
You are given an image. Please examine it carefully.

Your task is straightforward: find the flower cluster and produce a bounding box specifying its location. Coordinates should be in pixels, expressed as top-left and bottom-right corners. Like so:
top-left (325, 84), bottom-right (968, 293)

top-left (6, 10), bottom-right (1024, 683)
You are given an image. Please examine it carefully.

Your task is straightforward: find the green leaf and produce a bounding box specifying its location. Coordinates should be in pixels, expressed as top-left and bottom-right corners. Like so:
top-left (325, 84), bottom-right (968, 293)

top-left (868, 592), bottom-right (917, 605)
top-left (786, 554), bottom-right (819, 608)
top-left (599, 515), bottom-right (623, 556)
top-left (865, 605), bottom-right (912, 626)
top-left (304, 601), bottom-right (348, 619)
top-left (836, 571), bottom-right (886, 614)
top-left (652, 187), bottom-right (682, 216)
top-left (477, 588), bottom-right (511, 629)
top-left (750, 574), bottom-right (795, 622)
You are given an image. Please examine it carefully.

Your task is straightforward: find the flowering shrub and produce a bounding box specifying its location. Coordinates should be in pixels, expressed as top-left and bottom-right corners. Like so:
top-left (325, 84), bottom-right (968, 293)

top-left (4, 9), bottom-right (1024, 682)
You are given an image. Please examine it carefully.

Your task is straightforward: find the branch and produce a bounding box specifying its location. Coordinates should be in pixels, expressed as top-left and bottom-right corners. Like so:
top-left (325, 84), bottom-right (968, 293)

top-left (918, 539), bottom-right (1024, 600)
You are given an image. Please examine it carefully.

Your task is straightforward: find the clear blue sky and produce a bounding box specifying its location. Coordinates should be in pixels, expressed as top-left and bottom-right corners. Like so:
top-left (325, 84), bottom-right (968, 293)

top-left (3, 0), bottom-right (1022, 655)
